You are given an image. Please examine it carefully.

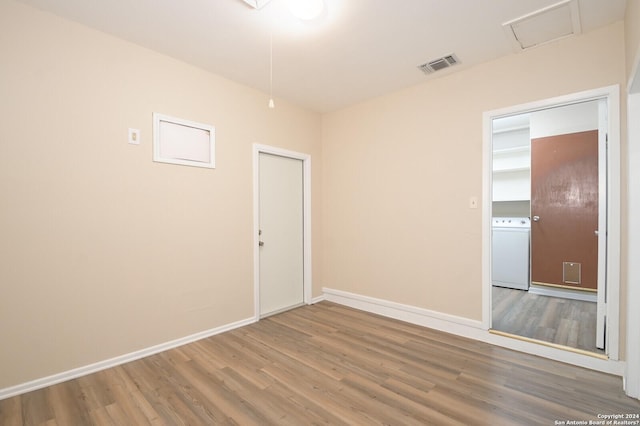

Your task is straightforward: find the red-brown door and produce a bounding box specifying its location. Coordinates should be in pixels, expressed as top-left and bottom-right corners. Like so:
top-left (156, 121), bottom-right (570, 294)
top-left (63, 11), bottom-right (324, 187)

top-left (530, 130), bottom-right (599, 291)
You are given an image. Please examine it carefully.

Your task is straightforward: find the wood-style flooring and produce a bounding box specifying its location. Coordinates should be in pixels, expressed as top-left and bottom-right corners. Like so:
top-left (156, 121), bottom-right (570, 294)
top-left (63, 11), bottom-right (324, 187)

top-left (492, 286), bottom-right (602, 354)
top-left (1, 301), bottom-right (638, 425)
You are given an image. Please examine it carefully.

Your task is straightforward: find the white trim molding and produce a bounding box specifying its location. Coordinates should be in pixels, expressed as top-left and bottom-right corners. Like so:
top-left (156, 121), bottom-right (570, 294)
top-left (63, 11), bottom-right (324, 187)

top-left (323, 287), bottom-right (483, 333)
top-left (625, 91), bottom-right (640, 399)
top-left (528, 284), bottom-right (597, 302)
top-left (623, 25), bottom-right (640, 401)
top-left (310, 294), bottom-right (326, 304)
top-left (0, 316), bottom-right (255, 401)
top-left (323, 287), bottom-right (625, 377)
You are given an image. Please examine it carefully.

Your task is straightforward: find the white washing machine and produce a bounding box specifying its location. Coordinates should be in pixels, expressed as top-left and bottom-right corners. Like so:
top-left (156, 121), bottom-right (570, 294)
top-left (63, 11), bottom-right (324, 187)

top-left (492, 217), bottom-right (530, 290)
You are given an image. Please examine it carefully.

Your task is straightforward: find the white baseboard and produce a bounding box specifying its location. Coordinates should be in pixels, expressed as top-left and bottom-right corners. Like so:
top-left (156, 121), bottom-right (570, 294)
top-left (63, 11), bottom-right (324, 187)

top-left (310, 294), bottom-right (326, 304)
top-left (528, 284), bottom-right (597, 302)
top-left (322, 287), bottom-right (625, 377)
top-left (0, 316), bottom-right (256, 401)
top-left (323, 287), bottom-right (483, 334)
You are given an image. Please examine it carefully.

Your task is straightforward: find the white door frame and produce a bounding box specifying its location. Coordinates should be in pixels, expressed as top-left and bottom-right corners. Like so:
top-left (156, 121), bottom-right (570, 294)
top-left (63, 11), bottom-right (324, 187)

top-left (482, 85), bottom-right (621, 361)
top-left (253, 144), bottom-right (312, 320)
top-left (626, 73), bottom-right (640, 398)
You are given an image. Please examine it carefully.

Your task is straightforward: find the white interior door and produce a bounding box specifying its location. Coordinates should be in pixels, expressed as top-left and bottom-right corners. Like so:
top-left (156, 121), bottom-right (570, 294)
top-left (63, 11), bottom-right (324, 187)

top-left (258, 152), bottom-right (304, 317)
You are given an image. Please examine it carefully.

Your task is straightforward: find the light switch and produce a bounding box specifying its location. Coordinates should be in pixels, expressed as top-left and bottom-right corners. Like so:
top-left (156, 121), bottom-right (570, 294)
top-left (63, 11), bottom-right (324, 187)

top-left (128, 128), bottom-right (140, 145)
top-left (469, 196), bottom-right (478, 209)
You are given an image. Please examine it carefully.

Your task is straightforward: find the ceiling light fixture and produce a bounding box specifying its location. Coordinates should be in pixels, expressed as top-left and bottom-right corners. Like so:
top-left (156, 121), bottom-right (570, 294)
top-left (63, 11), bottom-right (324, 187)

top-left (242, 0), bottom-right (273, 9)
top-left (289, 0), bottom-right (324, 20)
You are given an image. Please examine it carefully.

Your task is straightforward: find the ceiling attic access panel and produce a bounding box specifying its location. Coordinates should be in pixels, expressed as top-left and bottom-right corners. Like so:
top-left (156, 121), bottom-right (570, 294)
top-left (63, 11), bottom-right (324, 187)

top-left (503, 0), bottom-right (582, 51)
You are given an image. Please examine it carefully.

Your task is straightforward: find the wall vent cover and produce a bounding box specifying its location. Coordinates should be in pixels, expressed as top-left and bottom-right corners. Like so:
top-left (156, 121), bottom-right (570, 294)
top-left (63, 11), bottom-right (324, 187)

top-left (418, 54), bottom-right (460, 75)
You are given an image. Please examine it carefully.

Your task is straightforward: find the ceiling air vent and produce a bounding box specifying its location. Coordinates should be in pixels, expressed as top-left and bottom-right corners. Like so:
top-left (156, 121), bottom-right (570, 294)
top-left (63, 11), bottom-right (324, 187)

top-left (418, 54), bottom-right (459, 75)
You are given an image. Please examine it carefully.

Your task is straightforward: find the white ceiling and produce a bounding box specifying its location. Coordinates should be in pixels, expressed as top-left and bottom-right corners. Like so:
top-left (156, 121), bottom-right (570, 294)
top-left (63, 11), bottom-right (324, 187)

top-left (17, 0), bottom-right (627, 112)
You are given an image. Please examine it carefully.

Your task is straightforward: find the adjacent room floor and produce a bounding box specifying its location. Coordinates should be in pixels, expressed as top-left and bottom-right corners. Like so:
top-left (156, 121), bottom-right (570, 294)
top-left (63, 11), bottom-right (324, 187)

top-left (491, 285), bottom-right (603, 354)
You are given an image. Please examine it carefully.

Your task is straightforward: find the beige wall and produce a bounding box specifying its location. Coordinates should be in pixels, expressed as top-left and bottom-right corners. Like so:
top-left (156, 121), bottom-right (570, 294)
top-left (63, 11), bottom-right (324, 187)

top-left (626, 0), bottom-right (640, 82)
top-left (322, 23), bottom-right (626, 321)
top-left (0, 1), bottom-right (322, 389)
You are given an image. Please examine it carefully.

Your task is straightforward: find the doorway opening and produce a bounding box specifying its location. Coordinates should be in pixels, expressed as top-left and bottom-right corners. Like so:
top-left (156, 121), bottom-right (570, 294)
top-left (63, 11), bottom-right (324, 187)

top-left (253, 144), bottom-right (312, 319)
top-left (482, 86), bottom-right (620, 360)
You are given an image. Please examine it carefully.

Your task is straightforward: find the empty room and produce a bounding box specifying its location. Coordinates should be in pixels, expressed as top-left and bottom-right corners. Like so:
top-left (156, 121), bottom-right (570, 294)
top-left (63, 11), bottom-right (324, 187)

top-left (1, 0), bottom-right (640, 424)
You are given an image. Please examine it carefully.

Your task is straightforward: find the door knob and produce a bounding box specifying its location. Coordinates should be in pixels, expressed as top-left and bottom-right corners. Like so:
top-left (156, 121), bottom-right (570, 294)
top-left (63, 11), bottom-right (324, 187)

top-left (532, 215), bottom-right (540, 222)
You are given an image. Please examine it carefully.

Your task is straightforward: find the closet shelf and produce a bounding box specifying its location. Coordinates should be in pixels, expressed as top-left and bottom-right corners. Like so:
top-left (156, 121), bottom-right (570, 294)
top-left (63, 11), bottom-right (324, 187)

top-left (493, 146), bottom-right (530, 155)
top-left (493, 166), bottom-right (530, 173)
